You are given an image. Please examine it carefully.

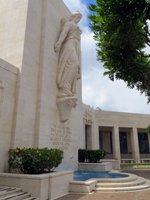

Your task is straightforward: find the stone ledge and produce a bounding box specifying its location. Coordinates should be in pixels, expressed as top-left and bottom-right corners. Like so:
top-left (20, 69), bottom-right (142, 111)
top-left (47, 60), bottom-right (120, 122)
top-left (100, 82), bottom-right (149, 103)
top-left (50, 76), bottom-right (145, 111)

top-left (101, 159), bottom-right (120, 170)
top-left (70, 179), bottom-right (97, 193)
top-left (0, 170), bottom-right (72, 179)
top-left (0, 58), bottom-right (18, 74)
top-left (0, 171), bottom-right (73, 200)
top-left (78, 162), bottom-right (112, 172)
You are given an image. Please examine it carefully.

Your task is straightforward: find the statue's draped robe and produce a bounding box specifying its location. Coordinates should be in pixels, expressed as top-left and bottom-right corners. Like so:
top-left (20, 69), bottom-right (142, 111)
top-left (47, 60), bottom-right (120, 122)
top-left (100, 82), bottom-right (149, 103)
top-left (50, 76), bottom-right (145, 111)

top-left (57, 22), bottom-right (81, 96)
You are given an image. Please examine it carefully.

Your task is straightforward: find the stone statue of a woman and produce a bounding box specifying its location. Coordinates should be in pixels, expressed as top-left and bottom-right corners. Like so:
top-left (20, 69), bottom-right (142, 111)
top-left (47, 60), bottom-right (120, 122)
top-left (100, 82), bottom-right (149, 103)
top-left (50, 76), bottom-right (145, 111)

top-left (54, 12), bottom-right (82, 98)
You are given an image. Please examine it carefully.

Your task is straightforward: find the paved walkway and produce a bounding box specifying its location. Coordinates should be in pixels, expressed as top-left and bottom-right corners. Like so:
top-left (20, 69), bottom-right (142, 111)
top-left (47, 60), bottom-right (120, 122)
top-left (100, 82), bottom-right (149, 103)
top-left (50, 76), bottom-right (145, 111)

top-left (57, 189), bottom-right (150, 200)
top-left (57, 170), bottom-right (150, 200)
top-left (122, 169), bottom-right (150, 180)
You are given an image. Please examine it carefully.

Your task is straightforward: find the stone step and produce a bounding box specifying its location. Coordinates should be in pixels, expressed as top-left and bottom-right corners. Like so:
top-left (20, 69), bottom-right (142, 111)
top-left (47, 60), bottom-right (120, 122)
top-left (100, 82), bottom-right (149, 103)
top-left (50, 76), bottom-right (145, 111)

top-left (0, 188), bottom-right (22, 198)
top-left (96, 177), bottom-right (146, 188)
top-left (24, 198), bottom-right (39, 200)
top-left (95, 177), bottom-right (150, 191)
top-left (96, 174), bottom-right (138, 183)
top-left (0, 192), bottom-right (30, 200)
top-left (94, 174), bottom-right (150, 192)
top-left (14, 197), bottom-right (39, 200)
top-left (5, 192), bottom-right (31, 200)
top-left (95, 184), bottom-right (150, 191)
top-left (0, 186), bottom-right (39, 200)
top-left (0, 187), bottom-right (13, 191)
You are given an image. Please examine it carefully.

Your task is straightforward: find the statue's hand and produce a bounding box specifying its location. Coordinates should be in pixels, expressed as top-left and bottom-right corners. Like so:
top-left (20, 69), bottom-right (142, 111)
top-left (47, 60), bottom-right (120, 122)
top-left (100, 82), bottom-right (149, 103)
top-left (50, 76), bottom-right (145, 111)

top-left (54, 42), bottom-right (61, 53)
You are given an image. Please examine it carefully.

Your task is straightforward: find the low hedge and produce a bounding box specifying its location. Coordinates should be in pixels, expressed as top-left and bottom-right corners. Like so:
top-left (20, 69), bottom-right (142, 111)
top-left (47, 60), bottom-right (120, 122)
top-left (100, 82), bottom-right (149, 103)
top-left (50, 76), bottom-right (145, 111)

top-left (8, 147), bottom-right (63, 174)
top-left (78, 149), bottom-right (106, 163)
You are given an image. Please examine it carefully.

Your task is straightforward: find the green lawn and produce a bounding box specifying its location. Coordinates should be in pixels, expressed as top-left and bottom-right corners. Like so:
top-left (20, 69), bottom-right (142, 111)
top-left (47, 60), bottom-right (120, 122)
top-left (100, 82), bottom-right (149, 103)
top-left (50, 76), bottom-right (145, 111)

top-left (120, 164), bottom-right (150, 169)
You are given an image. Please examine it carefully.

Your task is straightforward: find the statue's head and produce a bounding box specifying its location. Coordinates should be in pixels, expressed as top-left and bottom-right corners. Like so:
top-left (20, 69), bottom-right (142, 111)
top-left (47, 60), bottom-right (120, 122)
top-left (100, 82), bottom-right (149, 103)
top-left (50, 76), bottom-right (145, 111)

top-left (70, 12), bottom-right (82, 23)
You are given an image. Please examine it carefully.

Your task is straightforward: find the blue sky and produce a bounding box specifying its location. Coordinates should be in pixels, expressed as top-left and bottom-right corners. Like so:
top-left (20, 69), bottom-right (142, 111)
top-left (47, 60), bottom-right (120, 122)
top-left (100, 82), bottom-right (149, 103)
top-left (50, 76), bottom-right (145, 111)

top-left (63, 0), bottom-right (150, 114)
top-left (81, 0), bottom-right (96, 6)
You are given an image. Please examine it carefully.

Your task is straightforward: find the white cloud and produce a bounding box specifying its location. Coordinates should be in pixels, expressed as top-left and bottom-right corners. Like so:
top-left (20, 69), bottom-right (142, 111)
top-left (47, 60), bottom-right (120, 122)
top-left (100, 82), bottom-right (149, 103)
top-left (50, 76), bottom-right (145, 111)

top-left (82, 67), bottom-right (149, 114)
top-left (63, 0), bottom-right (150, 114)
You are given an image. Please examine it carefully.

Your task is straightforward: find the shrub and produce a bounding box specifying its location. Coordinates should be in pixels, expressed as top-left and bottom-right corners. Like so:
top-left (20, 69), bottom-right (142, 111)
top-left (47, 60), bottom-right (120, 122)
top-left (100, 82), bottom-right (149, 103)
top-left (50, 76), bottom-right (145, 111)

top-left (8, 148), bottom-right (63, 174)
top-left (78, 149), bottom-right (106, 163)
top-left (146, 124), bottom-right (150, 135)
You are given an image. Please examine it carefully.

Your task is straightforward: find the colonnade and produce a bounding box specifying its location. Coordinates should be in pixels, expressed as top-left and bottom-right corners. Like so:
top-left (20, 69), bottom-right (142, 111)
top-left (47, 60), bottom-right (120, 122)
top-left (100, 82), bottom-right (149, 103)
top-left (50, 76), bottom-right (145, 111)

top-left (84, 124), bottom-right (150, 163)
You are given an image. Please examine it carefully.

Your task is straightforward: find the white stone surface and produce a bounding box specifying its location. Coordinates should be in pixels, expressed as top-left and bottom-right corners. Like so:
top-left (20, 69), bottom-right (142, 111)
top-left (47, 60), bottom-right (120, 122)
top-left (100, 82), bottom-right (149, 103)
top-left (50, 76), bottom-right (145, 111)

top-left (70, 179), bottom-right (97, 193)
top-left (0, 0), bottom-right (28, 68)
top-left (78, 162), bottom-right (112, 172)
top-left (49, 171), bottom-right (73, 199)
top-left (0, 171), bottom-right (73, 199)
top-left (0, 59), bottom-right (18, 172)
top-left (101, 159), bottom-right (120, 170)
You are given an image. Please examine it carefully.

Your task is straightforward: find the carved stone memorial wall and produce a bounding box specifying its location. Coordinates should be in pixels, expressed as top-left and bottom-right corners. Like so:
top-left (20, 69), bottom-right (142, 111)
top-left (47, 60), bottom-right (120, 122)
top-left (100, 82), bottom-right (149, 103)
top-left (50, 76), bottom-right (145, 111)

top-left (50, 125), bottom-right (72, 150)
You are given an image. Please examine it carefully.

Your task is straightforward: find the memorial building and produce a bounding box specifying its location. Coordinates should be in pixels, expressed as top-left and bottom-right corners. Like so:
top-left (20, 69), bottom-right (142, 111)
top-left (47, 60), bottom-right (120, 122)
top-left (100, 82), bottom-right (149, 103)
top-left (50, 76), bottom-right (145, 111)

top-left (0, 0), bottom-right (150, 173)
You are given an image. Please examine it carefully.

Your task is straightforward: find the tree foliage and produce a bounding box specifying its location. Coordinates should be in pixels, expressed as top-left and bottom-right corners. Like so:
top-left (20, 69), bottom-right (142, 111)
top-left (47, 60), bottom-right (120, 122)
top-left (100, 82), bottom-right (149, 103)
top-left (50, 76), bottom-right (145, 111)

top-left (89, 0), bottom-right (150, 101)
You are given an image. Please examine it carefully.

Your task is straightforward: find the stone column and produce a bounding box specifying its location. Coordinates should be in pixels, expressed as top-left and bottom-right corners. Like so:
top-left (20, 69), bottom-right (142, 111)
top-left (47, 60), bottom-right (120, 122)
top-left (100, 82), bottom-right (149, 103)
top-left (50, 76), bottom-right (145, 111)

top-left (91, 124), bottom-right (99, 150)
top-left (0, 81), bottom-right (4, 117)
top-left (83, 119), bottom-right (86, 149)
top-left (86, 124), bottom-right (92, 150)
top-left (131, 127), bottom-right (140, 163)
top-left (148, 134), bottom-right (150, 153)
top-left (112, 126), bottom-right (121, 161)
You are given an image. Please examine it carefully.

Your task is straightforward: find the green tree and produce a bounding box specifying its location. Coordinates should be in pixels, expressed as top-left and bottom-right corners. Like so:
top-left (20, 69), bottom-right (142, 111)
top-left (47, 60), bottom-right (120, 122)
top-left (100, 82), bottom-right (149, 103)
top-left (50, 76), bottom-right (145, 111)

top-left (89, 0), bottom-right (150, 101)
